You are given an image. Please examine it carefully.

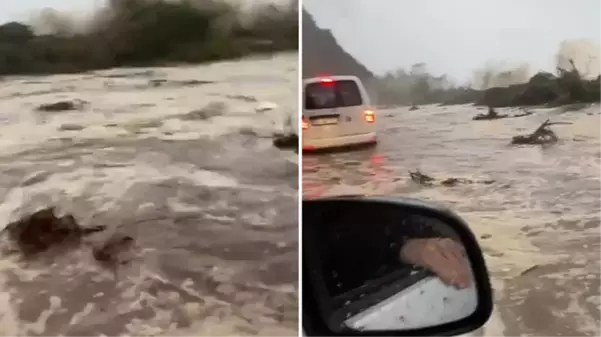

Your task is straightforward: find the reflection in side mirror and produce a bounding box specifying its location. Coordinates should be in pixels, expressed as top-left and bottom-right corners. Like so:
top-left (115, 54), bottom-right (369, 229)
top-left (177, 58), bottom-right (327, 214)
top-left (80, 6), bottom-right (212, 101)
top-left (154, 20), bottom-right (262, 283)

top-left (345, 276), bottom-right (477, 331)
top-left (302, 196), bottom-right (493, 336)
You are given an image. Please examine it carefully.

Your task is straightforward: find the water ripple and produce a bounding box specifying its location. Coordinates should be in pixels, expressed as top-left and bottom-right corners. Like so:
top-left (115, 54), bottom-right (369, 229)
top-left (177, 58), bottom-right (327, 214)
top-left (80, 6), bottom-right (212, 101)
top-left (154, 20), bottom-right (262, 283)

top-left (0, 53), bottom-right (298, 336)
top-left (303, 103), bottom-right (600, 336)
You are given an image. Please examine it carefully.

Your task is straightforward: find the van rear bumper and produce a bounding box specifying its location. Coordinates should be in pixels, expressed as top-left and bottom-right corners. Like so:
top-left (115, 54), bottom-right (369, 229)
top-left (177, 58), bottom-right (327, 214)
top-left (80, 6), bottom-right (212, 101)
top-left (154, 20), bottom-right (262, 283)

top-left (303, 132), bottom-right (377, 151)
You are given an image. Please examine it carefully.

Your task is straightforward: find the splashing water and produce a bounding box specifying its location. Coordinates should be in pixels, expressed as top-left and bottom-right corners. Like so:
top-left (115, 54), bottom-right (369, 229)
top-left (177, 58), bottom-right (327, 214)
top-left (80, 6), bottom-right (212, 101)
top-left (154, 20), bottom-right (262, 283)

top-left (0, 53), bottom-right (298, 336)
top-left (303, 103), bottom-right (600, 336)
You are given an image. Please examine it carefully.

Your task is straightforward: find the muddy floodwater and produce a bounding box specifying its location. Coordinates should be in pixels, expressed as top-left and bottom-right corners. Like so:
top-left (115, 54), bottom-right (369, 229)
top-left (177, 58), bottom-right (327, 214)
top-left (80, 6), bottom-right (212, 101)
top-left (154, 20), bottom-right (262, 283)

top-left (0, 53), bottom-right (298, 336)
top-left (303, 104), bottom-right (600, 336)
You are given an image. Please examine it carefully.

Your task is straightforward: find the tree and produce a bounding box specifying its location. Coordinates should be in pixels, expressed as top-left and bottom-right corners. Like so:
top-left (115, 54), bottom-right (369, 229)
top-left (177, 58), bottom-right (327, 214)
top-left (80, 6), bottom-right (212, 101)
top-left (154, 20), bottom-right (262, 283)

top-left (410, 62), bottom-right (427, 77)
top-left (0, 22), bottom-right (34, 43)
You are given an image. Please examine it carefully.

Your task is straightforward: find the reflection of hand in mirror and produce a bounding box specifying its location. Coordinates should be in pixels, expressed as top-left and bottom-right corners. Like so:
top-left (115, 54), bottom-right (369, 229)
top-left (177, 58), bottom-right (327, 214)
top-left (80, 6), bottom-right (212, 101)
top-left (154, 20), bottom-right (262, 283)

top-left (400, 237), bottom-right (471, 289)
top-left (303, 199), bottom-right (487, 334)
top-left (303, 200), bottom-right (476, 298)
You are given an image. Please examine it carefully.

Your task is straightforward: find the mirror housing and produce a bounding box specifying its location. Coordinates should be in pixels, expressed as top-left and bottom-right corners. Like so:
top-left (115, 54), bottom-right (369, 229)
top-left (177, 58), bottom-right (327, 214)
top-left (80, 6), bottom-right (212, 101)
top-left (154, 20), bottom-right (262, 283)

top-left (302, 196), bottom-right (493, 336)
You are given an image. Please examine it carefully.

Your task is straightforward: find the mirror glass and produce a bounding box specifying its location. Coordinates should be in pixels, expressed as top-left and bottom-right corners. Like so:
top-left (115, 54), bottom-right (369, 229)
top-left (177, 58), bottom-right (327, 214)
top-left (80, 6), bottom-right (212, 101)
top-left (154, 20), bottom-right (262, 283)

top-left (303, 199), bottom-right (479, 332)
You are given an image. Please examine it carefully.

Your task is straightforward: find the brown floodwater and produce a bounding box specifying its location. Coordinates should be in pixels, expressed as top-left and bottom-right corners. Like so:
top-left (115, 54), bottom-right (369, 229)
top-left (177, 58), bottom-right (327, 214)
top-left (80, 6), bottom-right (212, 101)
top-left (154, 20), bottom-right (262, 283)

top-left (302, 103), bottom-right (600, 336)
top-left (0, 53), bottom-right (299, 336)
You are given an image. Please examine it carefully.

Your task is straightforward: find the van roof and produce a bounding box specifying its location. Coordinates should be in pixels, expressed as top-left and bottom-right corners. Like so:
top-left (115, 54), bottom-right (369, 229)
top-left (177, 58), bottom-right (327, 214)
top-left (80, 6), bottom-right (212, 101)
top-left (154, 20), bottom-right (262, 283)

top-left (303, 75), bottom-right (361, 85)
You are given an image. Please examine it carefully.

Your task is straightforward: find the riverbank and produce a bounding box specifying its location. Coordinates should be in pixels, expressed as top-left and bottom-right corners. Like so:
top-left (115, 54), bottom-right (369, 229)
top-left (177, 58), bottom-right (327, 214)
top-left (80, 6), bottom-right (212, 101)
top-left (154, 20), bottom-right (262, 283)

top-left (441, 71), bottom-right (600, 108)
top-left (0, 0), bottom-right (298, 76)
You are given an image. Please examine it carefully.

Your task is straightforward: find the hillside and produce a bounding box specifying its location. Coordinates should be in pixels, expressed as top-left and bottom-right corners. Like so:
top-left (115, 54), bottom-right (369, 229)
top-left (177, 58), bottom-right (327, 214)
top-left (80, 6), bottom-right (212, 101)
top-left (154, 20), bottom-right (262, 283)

top-left (301, 9), bottom-right (373, 81)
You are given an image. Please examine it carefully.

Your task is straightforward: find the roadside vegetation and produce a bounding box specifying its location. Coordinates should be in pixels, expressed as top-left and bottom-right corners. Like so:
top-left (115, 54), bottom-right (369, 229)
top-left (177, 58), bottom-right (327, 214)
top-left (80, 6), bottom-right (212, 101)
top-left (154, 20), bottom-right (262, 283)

top-left (373, 61), bottom-right (600, 108)
top-left (0, 0), bottom-right (298, 75)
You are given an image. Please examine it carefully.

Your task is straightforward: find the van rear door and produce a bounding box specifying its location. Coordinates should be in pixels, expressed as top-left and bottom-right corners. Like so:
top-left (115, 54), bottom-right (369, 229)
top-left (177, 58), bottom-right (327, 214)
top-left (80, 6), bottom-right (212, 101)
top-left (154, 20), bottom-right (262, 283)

top-left (303, 79), bottom-right (342, 139)
top-left (304, 78), bottom-right (372, 138)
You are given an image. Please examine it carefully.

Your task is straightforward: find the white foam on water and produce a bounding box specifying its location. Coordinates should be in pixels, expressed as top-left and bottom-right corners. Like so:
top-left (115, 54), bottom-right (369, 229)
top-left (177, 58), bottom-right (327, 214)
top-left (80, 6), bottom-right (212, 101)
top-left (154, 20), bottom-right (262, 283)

top-left (0, 161), bottom-right (241, 230)
top-left (0, 53), bottom-right (298, 158)
top-left (0, 280), bottom-right (22, 336)
top-left (170, 317), bottom-right (297, 336)
top-left (0, 53), bottom-right (299, 336)
top-left (303, 103), bottom-right (600, 336)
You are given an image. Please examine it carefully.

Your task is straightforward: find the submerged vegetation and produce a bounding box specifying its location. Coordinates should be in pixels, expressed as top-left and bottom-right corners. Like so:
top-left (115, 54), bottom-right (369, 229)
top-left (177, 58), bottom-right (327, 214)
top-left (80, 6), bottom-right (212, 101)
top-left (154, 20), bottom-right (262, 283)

top-left (0, 0), bottom-right (298, 75)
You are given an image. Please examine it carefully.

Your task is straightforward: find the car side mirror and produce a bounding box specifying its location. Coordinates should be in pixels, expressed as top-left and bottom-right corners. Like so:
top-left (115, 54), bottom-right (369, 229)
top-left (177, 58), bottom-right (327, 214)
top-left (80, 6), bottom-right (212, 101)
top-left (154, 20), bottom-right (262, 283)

top-left (302, 196), bottom-right (493, 336)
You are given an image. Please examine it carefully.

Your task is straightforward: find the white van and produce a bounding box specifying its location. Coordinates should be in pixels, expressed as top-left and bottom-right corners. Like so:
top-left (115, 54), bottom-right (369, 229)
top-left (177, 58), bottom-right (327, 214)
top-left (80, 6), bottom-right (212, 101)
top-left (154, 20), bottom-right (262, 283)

top-left (302, 75), bottom-right (377, 151)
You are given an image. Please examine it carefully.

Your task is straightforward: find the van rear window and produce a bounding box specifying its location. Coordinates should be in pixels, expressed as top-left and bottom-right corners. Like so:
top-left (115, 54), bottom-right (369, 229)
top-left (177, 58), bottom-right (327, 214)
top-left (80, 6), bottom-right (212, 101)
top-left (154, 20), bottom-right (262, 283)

top-left (305, 80), bottom-right (363, 110)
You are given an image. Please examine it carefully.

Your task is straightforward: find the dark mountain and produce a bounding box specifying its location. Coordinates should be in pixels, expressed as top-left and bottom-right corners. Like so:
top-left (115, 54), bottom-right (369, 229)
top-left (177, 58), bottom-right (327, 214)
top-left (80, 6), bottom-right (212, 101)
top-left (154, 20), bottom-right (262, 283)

top-left (302, 8), bottom-right (374, 81)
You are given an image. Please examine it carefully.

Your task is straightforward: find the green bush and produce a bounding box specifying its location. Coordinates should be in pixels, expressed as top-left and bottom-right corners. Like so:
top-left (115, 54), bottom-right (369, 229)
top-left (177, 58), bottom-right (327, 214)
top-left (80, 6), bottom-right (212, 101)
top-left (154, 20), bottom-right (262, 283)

top-left (372, 68), bottom-right (599, 107)
top-left (0, 0), bottom-right (297, 75)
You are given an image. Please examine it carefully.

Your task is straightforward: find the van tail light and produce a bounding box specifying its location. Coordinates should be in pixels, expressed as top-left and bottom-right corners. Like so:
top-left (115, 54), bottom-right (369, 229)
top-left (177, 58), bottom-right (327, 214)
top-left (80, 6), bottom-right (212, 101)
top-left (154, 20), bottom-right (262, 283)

top-left (302, 116), bottom-right (309, 130)
top-left (363, 110), bottom-right (375, 123)
top-left (320, 77), bottom-right (334, 87)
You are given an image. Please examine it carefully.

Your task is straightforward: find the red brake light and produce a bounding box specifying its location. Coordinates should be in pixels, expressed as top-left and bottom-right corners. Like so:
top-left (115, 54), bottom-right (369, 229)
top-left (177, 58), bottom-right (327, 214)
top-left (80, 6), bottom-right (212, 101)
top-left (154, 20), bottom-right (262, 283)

top-left (364, 110), bottom-right (375, 123)
top-left (320, 77), bottom-right (334, 87)
top-left (302, 116), bottom-right (309, 130)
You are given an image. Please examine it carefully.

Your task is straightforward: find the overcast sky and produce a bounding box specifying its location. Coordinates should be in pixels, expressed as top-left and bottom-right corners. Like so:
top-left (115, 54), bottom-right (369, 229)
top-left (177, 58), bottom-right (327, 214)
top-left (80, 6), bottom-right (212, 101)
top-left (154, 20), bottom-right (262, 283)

top-left (303, 0), bottom-right (601, 82)
top-left (0, 0), bottom-right (102, 24)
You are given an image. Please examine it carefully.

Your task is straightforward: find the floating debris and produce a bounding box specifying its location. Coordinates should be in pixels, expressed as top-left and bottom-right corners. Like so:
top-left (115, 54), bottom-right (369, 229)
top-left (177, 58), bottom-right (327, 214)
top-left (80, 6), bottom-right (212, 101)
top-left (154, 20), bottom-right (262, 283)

top-left (512, 109), bottom-right (535, 118)
top-left (473, 106), bottom-right (536, 121)
top-left (409, 170), bottom-right (495, 187)
top-left (273, 133), bottom-right (298, 151)
top-left (511, 119), bottom-right (571, 145)
top-left (2, 207), bottom-right (137, 269)
top-left (58, 123), bottom-right (85, 131)
top-left (93, 233), bottom-right (135, 265)
top-left (409, 170), bottom-right (435, 185)
top-left (36, 99), bottom-right (87, 112)
top-left (472, 107), bottom-right (509, 120)
top-left (472, 113), bottom-right (509, 121)
top-left (1, 207), bottom-right (105, 257)
top-left (148, 79), bottom-right (213, 88)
